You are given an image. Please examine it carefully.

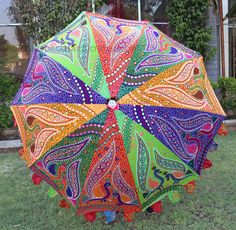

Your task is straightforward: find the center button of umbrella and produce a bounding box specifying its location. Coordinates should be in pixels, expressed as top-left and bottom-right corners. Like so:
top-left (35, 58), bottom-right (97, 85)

top-left (107, 99), bottom-right (119, 110)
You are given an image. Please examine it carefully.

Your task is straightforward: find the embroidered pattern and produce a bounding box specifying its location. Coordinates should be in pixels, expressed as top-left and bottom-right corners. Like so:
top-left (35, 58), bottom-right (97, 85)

top-left (11, 11), bottom-right (225, 219)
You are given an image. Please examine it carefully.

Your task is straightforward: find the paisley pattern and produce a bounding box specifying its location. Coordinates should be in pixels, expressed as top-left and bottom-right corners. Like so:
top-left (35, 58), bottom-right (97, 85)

top-left (12, 50), bottom-right (107, 105)
top-left (11, 104), bottom-right (106, 165)
top-left (118, 56), bottom-right (225, 115)
top-left (136, 133), bottom-right (150, 192)
top-left (85, 140), bottom-right (116, 197)
top-left (92, 18), bottom-right (115, 46)
top-left (29, 111), bottom-right (108, 205)
top-left (39, 13), bottom-right (110, 98)
top-left (78, 27), bottom-right (90, 75)
top-left (145, 26), bottom-right (159, 52)
top-left (154, 149), bottom-right (186, 174)
top-left (25, 106), bottom-right (76, 125)
top-left (119, 105), bottom-right (224, 173)
top-left (33, 138), bottom-right (93, 205)
top-left (136, 53), bottom-right (185, 71)
top-left (173, 114), bottom-right (212, 132)
top-left (42, 56), bottom-right (76, 93)
top-left (21, 84), bottom-right (54, 103)
top-left (89, 13), bottom-right (145, 97)
top-left (146, 85), bottom-right (206, 108)
top-left (166, 61), bottom-right (197, 84)
top-left (111, 29), bottom-right (140, 68)
top-left (66, 160), bottom-right (81, 202)
top-left (43, 139), bottom-right (90, 168)
top-left (32, 128), bottom-right (59, 158)
top-left (116, 110), bottom-right (198, 209)
top-left (112, 165), bottom-right (136, 200)
top-left (12, 11), bottom-right (225, 219)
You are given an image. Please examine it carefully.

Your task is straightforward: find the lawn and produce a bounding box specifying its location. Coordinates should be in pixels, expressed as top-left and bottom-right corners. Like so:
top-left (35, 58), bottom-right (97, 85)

top-left (0, 132), bottom-right (236, 230)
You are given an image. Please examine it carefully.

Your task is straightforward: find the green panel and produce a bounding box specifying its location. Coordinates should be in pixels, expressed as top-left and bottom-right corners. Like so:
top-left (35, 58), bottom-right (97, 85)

top-left (115, 110), bottom-right (199, 210)
top-left (38, 12), bottom-right (110, 99)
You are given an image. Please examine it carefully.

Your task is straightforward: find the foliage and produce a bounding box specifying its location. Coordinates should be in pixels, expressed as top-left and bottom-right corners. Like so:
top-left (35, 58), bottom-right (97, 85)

top-left (0, 73), bottom-right (20, 128)
top-left (8, 0), bottom-right (107, 45)
top-left (0, 35), bottom-right (18, 72)
top-left (167, 0), bottom-right (215, 62)
top-left (0, 35), bottom-right (8, 55)
top-left (218, 77), bottom-right (236, 112)
top-left (0, 105), bottom-right (14, 129)
top-left (210, 80), bottom-right (219, 90)
top-left (212, 77), bottom-right (236, 112)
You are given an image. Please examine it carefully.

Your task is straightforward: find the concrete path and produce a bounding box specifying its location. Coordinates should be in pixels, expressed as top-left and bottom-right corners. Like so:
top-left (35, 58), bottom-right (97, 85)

top-left (224, 119), bottom-right (236, 131)
top-left (0, 139), bottom-right (22, 153)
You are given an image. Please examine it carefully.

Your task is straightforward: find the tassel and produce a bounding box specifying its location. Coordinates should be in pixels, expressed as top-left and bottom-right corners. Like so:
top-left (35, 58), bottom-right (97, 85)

top-left (203, 158), bottom-right (212, 169)
top-left (48, 187), bottom-right (58, 198)
top-left (123, 211), bottom-right (134, 222)
top-left (13, 116), bottom-right (17, 127)
top-left (168, 190), bottom-right (181, 204)
top-left (59, 199), bottom-right (70, 209)
top-left (218, 123), bottom-right (228, 136)
top-left (208, 141), bottom-right (218, 152)
top-left (150, 200), bottom-right (162, 213)
top-left (184, 181), bottom-right (196, 194)
top-left (83, 212), bottom-right (97, 222)
top-left (18, 148), bottom-right (25, 160)
top-left (32, 173), bottom-right (42, 185)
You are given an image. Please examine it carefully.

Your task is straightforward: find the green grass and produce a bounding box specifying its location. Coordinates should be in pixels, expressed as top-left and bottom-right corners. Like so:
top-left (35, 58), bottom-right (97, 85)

top-left (1, 132), bottom-right (236, 230)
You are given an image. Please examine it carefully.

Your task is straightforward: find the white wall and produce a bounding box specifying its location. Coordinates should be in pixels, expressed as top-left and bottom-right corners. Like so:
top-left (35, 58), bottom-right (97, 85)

top-left (223, 0), bottom-right (229, 77)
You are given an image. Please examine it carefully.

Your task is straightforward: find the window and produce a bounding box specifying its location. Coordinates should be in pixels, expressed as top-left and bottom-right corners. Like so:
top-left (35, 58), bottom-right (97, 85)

top-left (228, 24), bottom-right (236, 78)
top-left (98, 0), bottom-right (138, 20)
top-left (141, 0), bottom-right (170, 34)
top-left (0, 0), bottom-right (170, 80)
top-left (97, 0), bottom-right (169, 33)
top-left (228, 0), bottom-right (236, 78)
top-left (0, 0), bottom-right (29, 79)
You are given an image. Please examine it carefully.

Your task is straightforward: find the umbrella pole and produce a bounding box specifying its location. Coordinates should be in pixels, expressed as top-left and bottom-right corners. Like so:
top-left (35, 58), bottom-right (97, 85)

top-left (92, 0), bottom-right (95, 13)
top-left (138, 0), bottom-right (141, 21)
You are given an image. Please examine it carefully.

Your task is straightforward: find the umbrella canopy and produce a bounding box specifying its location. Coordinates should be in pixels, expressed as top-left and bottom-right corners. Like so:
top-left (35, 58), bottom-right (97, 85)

top-left (11, 11), bottom-right (225, 220)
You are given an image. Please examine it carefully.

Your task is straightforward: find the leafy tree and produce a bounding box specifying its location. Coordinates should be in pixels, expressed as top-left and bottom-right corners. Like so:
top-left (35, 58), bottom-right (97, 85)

top-left (167, 0), bottom-right (214, 62)
top-left (8, 0), bottom-right (106, 45)
top-left (0, 35), bottom-right (8, 56)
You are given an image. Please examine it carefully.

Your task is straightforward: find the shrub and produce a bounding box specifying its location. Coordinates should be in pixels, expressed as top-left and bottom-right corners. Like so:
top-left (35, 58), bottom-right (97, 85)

top-left (218, 77), bottom-right (236, 112)
top-left (212, 77), bottom-right (236, 114)
top-left (0, 73), bottom-right (20, 129)
top-left (167, 0), bottom-right (215, 62)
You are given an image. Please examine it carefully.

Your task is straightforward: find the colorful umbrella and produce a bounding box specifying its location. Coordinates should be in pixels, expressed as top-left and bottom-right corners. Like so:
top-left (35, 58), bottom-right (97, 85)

top-left (11, 11), bottom-right (225, 222)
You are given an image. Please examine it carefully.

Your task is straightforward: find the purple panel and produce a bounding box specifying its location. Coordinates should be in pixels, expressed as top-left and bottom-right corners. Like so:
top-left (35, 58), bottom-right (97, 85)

top-left (12, 49), bottom-right (106, 105)
top-left (120, 104), bottom-right (225, 174)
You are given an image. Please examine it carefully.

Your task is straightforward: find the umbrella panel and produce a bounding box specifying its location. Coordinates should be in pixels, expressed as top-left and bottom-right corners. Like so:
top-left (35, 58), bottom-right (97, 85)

top-left (11, 11), bottom-right (225, 220)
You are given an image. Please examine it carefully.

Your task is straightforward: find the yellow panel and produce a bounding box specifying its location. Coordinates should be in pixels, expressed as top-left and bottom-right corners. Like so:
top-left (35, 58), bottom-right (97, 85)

top-left (11, 104), bottom-right (106, 166)
top-left (119, 57), bottom-right (225, 116)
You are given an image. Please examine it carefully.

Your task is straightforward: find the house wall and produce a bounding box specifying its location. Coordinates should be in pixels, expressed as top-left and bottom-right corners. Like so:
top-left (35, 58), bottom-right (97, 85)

top-left (206, 6), bottom-right (220, 82)
top-left (225, 0), bottom-right (236, 78)
top-left (223, 0), bottom-right (230, 77)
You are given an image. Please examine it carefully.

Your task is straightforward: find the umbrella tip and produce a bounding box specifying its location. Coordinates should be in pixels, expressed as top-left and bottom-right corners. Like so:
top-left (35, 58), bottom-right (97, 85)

top-left (107, 98), bottom-right (119, 110)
